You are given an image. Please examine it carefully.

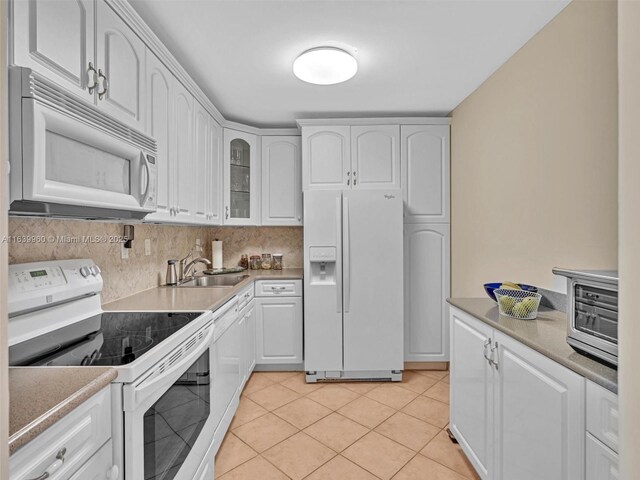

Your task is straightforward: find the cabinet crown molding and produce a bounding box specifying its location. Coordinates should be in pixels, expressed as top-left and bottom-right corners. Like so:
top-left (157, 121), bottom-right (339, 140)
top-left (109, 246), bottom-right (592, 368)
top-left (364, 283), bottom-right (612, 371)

top-left (297, 117), bottom-right (452, 127)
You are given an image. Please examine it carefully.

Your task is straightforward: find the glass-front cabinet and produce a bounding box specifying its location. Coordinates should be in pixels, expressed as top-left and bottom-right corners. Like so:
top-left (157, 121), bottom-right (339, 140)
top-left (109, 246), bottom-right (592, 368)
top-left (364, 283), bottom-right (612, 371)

top-left (223, 129), bottom-right (260, 225)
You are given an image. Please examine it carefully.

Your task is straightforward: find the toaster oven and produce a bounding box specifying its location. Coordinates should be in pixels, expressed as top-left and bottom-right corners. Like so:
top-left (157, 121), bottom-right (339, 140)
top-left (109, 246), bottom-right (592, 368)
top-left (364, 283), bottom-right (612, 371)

top-left (553, 268), bottom-right (618, 366)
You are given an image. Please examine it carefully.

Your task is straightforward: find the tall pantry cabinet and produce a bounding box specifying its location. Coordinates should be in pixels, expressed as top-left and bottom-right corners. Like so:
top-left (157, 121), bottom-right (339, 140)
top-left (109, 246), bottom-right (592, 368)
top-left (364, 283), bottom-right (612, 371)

top-left (402, 124), bottom-right (451, 363)
top-left (300, 119), bottom-right (451, 364)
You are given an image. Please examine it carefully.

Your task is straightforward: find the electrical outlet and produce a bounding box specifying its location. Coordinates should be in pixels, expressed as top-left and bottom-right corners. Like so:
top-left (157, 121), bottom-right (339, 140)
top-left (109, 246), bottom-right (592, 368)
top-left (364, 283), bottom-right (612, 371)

top-left (145, 239), bottom-right (151, 256)
top-left (121, 243), bottom-right (129, 259)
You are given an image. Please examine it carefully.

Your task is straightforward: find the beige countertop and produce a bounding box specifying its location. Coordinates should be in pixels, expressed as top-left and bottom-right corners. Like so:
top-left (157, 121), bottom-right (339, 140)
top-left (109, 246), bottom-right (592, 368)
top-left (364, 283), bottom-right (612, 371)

top-left (448, 298), bottom-right (617, 393)
top-left (103, 268), bottom-right (303, 312)
top-left (9, 367), bottom-right (117, 455)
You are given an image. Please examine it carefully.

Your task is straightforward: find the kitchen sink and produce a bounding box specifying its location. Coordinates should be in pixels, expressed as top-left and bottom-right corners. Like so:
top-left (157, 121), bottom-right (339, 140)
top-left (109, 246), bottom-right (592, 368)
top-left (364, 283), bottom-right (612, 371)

top-left (177, 274), bottom-right (250, 288)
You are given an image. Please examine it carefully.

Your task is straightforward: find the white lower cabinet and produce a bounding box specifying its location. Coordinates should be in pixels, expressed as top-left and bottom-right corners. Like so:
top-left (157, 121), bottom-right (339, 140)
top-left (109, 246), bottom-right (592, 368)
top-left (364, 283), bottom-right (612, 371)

top-left (494, 331), bottom-right (585, 480)
top-left (10, 387), bottom-right (114, 480)
top-left (450, 307), bottom-right (585, 480)
top-left (255, 297), bottom-right (303, 365)
top-left (586, 434), bottom-right (618, 480)
top-left (450, 309), bottom-right (494, 478)
top-left (69, 441), bottom-right (117, 480)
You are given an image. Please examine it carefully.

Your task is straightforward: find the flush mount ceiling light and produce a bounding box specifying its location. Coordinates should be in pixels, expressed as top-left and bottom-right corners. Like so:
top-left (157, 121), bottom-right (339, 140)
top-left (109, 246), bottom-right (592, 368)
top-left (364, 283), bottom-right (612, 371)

top-left (293, 47), bottom-right (358, 85)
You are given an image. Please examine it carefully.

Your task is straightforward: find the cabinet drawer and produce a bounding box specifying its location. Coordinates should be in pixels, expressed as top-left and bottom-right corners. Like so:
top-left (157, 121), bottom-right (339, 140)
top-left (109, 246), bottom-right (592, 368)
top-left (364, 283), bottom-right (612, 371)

top-left (238, 284), bottom-right (255, 310)
top-left (586, 433), bottom-right (619, 480)
top-left (586, 380), bottom-right (618, 452)
top-left (10, 387), bottom-right (112, 480)
top-left (69, 440), bottom-right (116, 480)
top-left (255, 279), bottom-right (302, 297)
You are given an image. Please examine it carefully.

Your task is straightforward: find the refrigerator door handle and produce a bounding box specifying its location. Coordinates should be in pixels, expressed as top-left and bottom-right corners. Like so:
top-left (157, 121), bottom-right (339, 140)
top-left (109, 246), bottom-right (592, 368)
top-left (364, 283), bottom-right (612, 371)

top-left (336, 195), bottom-right (343, 314)
top-left (343, 196), bottom-right (351, 313)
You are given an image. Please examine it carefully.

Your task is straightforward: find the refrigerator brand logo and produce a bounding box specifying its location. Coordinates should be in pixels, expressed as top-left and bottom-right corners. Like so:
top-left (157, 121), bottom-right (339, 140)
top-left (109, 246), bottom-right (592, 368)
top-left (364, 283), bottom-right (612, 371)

top-left (384, 194), bottom-right (396, 200)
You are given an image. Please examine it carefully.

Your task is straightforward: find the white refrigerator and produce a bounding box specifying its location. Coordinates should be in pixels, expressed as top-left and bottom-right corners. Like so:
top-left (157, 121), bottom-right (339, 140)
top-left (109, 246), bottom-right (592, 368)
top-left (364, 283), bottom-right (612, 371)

top-left (304, 189), bottom-right (404, 382)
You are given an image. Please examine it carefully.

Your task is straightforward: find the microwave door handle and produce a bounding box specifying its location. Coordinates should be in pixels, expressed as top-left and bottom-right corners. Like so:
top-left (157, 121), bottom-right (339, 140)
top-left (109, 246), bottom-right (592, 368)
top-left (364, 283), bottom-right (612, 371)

top-left (133, 325), bottom-right (214, 404)
top-left (139, 152), bottom-right (150, 204)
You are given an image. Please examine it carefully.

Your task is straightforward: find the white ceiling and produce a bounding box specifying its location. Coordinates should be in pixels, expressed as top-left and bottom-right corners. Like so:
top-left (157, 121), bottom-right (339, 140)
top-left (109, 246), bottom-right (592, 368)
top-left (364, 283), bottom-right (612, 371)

top-left (130, 0), bottom-right (570, 128)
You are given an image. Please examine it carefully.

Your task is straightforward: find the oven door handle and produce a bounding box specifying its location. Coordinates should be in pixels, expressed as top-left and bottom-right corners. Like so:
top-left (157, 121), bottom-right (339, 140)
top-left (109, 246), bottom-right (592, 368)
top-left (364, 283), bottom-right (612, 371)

top-left (129, 325), bottom-right (214, 408)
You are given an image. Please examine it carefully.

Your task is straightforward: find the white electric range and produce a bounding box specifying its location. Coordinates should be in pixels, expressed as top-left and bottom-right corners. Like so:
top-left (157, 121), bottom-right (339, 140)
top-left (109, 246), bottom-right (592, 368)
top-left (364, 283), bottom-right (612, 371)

top-left (8, 259), bottom-right (236, 480)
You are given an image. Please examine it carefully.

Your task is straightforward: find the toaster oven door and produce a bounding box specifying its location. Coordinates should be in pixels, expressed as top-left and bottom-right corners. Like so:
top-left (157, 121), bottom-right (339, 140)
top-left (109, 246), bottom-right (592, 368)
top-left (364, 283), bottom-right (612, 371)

top-left (568, 281), bottom-right (618, 362)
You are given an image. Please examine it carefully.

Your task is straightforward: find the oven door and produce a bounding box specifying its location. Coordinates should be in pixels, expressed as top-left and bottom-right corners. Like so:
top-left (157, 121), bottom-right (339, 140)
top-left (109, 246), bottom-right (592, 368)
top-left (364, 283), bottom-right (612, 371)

top-left (19, 98), bottom-right (157, 213)
top-left (123, 321), bottom-right (214, 480)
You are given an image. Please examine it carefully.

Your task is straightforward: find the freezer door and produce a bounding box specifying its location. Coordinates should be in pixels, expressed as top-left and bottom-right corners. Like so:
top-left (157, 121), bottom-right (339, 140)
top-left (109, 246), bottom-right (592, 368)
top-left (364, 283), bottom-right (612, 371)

top-left (343, 190), bottom-right (404, 372)
top-left (303, 190), bottom-right (344, 372)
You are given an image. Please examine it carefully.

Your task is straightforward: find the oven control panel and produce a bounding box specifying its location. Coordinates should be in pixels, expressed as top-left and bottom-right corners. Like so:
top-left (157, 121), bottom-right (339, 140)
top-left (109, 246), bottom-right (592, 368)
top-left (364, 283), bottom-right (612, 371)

top-left (8, 259), bottom-right (103, 316)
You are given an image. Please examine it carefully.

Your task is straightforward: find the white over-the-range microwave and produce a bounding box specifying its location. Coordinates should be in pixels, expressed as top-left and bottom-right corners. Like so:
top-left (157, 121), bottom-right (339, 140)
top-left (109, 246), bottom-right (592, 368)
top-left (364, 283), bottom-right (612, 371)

top-left (8, 67), bottom-right (158, 220)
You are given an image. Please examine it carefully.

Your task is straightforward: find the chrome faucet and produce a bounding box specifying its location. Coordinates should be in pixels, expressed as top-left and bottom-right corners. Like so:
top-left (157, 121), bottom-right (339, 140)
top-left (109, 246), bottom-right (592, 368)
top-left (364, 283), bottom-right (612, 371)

top-left (182, 257), bottom-right (213, 280)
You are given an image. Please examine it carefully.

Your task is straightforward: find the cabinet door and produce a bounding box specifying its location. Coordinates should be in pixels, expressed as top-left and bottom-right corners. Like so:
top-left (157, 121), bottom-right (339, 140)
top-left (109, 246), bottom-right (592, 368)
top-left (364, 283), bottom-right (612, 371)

top-left (494, 331), bottom-right (585, 480)
top-left (404, 224), bottom-right (450, 362)
top-left (172, 81), bottom-right (195, 222)
top-left (96, 1), bottom-right (145, 131)
top-left (401, 125), bottom-right (450, 223)
top-left (261, 136), bottom-right (302, 225)
top-left (69, 441), bottom-right (116, 480)
top-left (208, 119), bottom-right (223, 224)
top-left (586, 434), bottom-right (619, 480)
top-left (12, 0), bottom-right (96, 101)
top-left (302, 126), bottom-right (350, 190)
top-left (144, 53), bottom-right (174, 222)
top-left (246, 306), bottom-right (257, 373)
top-left (449, 308), bottom-right (494, 480)
top-left (351, 125), bottom-right (400, 189)
top-left (255, 297), bottom-right (303, 365)
top-left (193, 102), bottom-right (211, 224)
top-left (223, 129), bottom-right (260, 225)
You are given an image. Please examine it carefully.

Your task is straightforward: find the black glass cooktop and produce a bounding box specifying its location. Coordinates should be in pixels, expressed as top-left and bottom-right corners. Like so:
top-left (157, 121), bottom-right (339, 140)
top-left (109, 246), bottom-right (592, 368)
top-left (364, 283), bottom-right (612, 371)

top-left (9, 311), bottom-right (203, 367)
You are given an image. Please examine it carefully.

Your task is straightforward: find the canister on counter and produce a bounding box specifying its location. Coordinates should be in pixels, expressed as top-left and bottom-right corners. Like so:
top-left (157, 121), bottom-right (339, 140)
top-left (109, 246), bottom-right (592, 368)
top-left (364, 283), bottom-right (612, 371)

top-left (250, 255), bottom-right (261, 270)
top-left (273, 254), bottom-right (283, 270)
top-left (261, 253), bottom-right (272, 270)
top-left (240, 254), bottom-right (249, 270)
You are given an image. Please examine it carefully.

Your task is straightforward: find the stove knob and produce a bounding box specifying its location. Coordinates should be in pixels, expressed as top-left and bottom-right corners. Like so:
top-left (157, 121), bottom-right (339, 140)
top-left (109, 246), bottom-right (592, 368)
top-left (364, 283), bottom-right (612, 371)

top-left (93, 266), bottom-right (102, 275)
top-left (90, 266), bottom-right (99, 276)
top-left (80, 267), bottom-right (90, 278)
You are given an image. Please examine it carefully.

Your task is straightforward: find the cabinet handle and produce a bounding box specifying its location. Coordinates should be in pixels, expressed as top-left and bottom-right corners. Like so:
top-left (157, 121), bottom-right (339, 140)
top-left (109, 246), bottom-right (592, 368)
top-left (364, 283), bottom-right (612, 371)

top-left (353, 171), bottom-right (357, 186)
top-left (490, 342), bottom-right (499, 370)
top-left (28, 448), bottom-right (66, 480)
top-left (297, 215), bottom-right (302, 222)
top-left (347, 171), bottom-right (350, 186)
top-left (225, 206), bottom-right (229, 219)
top-left (483, 339), bottom-right (492, 364)
top-left (97, 69), bottom-right (108, 100)
top-left (87, 62), bottom-right (98, 94)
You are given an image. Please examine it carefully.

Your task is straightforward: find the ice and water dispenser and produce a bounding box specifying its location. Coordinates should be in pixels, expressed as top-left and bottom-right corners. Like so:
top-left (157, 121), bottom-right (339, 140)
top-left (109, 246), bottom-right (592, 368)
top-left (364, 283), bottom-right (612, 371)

top-left (308, 246), bottom-right (337, 284)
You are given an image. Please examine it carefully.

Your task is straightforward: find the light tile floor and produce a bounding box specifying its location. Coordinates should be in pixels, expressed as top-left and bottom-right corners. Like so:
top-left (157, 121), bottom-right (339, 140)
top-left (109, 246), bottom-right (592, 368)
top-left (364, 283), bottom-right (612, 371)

top-left (215, 370), bottom-right (480, 480)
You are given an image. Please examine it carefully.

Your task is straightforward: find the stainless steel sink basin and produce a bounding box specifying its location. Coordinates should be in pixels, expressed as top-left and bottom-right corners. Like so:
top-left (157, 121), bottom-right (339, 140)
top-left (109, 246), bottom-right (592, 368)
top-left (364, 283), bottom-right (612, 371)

top-left (178, 274), bottom-right (249, 288)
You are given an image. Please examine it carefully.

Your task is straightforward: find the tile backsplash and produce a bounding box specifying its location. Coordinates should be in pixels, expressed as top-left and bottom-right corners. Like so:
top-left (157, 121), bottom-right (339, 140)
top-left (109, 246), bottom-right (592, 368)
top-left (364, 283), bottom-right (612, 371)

top-left (8, 218), bottom-right (303, 304)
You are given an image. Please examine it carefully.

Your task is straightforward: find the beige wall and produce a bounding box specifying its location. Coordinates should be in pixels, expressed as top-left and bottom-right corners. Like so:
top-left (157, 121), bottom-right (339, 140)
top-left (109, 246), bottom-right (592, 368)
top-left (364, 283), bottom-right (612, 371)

top-left (617, 1), bottom-right (640, 477)
top-left (8, 218), bottom-right (302, 304)
top-left (450, 0), bottom-right (618, 296)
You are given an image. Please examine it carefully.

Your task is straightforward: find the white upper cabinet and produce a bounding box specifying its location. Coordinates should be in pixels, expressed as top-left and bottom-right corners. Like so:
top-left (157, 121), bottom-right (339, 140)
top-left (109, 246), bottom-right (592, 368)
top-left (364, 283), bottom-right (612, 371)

top-left (223, 129), bottom-right (260, 225)
top-left (302, 126), bottom-right (350, 190)
top-left (261, 136), bottom-right (302, 226)
top-left (144, 52), bottom-right (173, 223)
top-left (95, 0), bottom-right (146, 131)
top-left (351, 125), bottom-right (400, 189)
top-left (401, 125), bottom-right (450, 223)
top-left (12, 0), bottom-right (96, 101)
top-left (193, 101), bottom-right (211, 224)
top-left (404, 224), bottom-right (450, 362)
top-left (208, 120), bottom-right (223, 225)
top-left (172, 80), bottom-right (195, 223)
